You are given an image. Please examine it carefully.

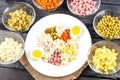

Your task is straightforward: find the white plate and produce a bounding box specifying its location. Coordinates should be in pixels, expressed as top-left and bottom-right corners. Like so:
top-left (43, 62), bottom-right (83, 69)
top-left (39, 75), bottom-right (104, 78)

top-left (25, 14), bottom-right (92, 77)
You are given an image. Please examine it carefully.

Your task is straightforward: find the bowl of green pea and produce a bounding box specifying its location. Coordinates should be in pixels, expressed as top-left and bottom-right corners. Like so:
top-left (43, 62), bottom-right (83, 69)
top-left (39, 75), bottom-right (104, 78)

top-left (93, 9), bottom-right (120, 39)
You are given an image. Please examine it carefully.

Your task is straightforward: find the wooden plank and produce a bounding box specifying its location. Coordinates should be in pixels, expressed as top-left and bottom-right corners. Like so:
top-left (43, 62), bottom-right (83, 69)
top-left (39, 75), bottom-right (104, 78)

top-left (114, 71), bottom-right (120, 79)
top-left (0, 61), bottom-right (26, 70)
top-left (0, 67), bottom-right (34, 80)
top-left (79, 67), bottom-right (116, 80)
top-left (102, 0), bottom-right (120, 5)
top-left (76, 77), bottom-right (115, 80)
top-left (0, 1), bottom-right (8, 25)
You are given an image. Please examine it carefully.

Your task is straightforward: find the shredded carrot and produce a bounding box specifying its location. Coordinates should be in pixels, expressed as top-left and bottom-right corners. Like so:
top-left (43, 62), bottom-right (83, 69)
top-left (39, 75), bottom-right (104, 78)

top-left (60, 29), bottom-right (71, 42)
top-left (36, 0), bottom-right (61, 10)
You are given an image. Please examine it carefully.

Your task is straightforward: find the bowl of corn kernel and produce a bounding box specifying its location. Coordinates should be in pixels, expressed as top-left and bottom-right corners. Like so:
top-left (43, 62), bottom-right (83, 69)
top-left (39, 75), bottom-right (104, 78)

top-left (88, 40), bottom-right (120, 74)
top-left (93, 9), bottom-right (120, 39)
top-left (0, 30), bottom-right (24, 64)
top-left (2, 2), bottom-right (36, 32)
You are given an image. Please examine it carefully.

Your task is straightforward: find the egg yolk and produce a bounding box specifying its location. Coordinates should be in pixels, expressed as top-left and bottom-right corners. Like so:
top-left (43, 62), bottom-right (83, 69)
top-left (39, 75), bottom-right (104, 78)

top-left (32, 49), bottom-right (42, 58)
top-left (72, 25), bottom-right (81, 35)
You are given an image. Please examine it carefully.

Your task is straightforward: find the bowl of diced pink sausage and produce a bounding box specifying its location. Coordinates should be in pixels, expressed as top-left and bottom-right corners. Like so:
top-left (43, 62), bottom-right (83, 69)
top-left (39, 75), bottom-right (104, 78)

top-left (67, 0), bottom-right (101, 17)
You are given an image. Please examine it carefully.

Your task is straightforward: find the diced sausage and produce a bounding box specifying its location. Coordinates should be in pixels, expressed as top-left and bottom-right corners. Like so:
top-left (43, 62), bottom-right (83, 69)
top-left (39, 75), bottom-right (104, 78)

top-left (70, 0), bottom-right (97, 16)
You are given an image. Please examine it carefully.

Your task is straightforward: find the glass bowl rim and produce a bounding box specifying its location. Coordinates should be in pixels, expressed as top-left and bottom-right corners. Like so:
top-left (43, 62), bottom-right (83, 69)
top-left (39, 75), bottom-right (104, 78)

top-left (67, 0), bottom-right (101, 18)
top-left (0, 30), bottom-right (25, 64)
top-left (2, 2), bottom-right (36, 32)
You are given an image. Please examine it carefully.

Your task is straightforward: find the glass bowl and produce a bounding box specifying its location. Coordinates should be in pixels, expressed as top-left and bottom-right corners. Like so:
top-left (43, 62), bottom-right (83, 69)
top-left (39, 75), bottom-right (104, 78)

top-left (32, 0), bottom-right (64, 11)
top-left (67, 0), bottom-right (101, 17)
top-left (2, 2), bottom-right (36, 32)
top-left (88, 40), bottom-right (120, 74)
top-left (93, 9), bottom-right (120, 39)
top-left (0, 30), bottom-right (24, 64)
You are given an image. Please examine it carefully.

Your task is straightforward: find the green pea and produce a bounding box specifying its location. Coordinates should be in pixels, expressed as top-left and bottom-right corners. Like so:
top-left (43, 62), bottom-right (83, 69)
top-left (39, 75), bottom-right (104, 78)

top-left (97, 15), bottom-right (120, 39)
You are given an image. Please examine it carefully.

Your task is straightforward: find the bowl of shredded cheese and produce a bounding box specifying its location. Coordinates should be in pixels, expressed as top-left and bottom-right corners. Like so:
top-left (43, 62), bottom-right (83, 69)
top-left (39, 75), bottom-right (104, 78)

top-left (88, 40), bottom-right (120, 74)
top-left (0, 30), bottom-right (24, 64)
top-left (2, 2), bottom-right (36, 32)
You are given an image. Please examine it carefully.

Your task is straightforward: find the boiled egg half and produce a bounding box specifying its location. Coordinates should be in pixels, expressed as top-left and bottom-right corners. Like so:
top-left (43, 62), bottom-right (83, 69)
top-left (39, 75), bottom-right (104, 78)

top-left (70, 25), bottom-right (81, 38)
top-left (31, 48), bottom-right (43, 60)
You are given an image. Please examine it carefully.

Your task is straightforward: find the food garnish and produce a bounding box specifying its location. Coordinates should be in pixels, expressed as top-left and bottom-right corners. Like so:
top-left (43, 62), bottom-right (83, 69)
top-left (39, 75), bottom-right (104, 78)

top-left (72, 25), bottom-right (81, 35)
top-left (31, 49), bottom-right (43, 59)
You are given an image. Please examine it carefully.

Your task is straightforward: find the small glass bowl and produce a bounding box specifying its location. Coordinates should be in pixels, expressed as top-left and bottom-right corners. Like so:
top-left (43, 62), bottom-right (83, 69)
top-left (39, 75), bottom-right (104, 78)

top-left (2, 2), bottom-right (36, 32)
top-left (67, 0), bottom-right (101, 17)
top-left (32, 0), bottom-right (64, 11)
top-left (88, 40), bottom-right (120, 74)
top-left (0, 30), bottom-right (24, 64)
top-left (93, 9), bottom-right (120, 39)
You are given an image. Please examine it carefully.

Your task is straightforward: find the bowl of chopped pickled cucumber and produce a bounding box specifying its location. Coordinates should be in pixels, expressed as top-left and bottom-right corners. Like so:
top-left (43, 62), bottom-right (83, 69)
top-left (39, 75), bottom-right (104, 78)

top-left (0, 30), bottom-right (24, 64)
top-left (2, 2), bottom-right (36, 32)
top-left (88, 40), bottom-right (120, 74)
top-left (93, 9), bottom-right (120, 39)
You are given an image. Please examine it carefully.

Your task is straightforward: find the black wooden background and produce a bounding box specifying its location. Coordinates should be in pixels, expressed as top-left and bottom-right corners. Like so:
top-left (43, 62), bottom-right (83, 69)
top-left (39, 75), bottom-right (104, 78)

top-left (0, 0), bottom-right (120, 80)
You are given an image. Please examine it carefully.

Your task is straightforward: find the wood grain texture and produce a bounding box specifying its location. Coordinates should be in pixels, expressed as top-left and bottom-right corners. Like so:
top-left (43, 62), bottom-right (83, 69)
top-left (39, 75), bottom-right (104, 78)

top-left (0, 67), bottom-right (34, 80)
top-left (0, 0), bottom-right (120, 80)
top-left (102, 0), bottom-right (120, 5)
top-left (20, 54), bottom-right (88, 80)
